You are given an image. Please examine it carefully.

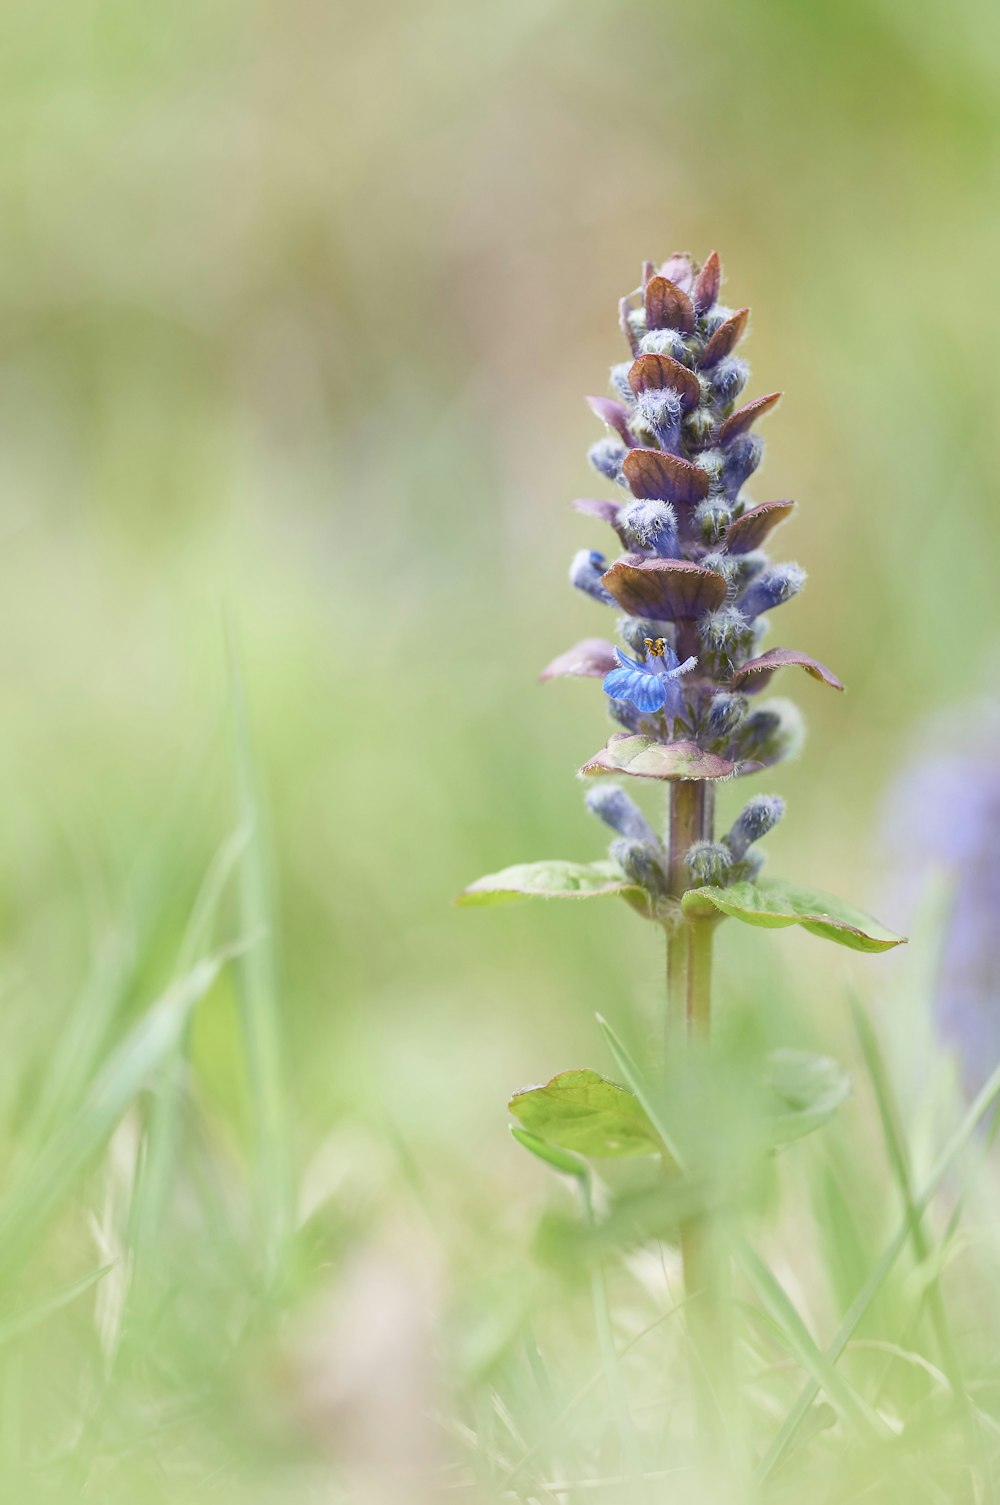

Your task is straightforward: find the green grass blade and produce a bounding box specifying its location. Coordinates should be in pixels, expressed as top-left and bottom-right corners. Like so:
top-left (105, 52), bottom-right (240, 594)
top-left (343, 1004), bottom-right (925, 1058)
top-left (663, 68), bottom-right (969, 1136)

top-left (594, 1013), bottom-right (687, 1171)
top-left (0, 1264), bottom-right (114, 1349)
top-left (738, 1240), bottom-right (889, 1441)
top-left (228, 637), bottom-right (295, 1274)
top-left (0, 948), bottom-right (235, 1283)
top-left (128, 824), bottom-right (252, 1262)
top-left (757, 1053), bottom-right (1000, 1482)
top-left (848, 989), bottom-right (968, 1407)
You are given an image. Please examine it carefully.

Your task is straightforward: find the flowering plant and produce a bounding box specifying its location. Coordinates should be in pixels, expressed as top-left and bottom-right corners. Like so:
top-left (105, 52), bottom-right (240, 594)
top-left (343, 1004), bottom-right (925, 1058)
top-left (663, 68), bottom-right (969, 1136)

top-left (458, 252), bottom-right (906, 1453)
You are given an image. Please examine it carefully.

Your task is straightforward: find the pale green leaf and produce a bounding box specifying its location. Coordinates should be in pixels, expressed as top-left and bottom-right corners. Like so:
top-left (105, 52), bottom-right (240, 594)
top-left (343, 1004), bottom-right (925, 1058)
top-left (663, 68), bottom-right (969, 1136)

top-left (457, 859), bottom-right (645, 907)
top-left (508, 1069), bottom-right (663, 1158)
top-left (682, 879), bottom-right (906, 953)
top-left (765, 1048), bottom-right (852, 1145)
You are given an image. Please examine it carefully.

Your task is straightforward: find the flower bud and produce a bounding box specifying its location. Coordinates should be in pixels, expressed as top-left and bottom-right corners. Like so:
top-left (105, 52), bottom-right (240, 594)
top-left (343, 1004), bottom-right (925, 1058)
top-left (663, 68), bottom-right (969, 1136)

top-left (701, 550), bottom-right (765, 594)
top-left (611, 838), bottom-right (670, 897)
top-left (736, 700), bottom-right (805, 766)
top-left (639, 328), bottom-right (688, 362)
top-left (682, 406), bottom-right (716, 448)
top-left (627, 307), bottom-right (648, 342)
top-left (725, 794), bottom-right (785, 859)
top-left (608, 697), bottom-right (647, 733)
top-left (588, 437), bottom-right (628, 485)
top-left (693, 496), bottom-right (732, 545)
top-left (721, 434), bottom-right (763, 498)
top-left (633, 388), bottom-right (683, 451)
top-left (732, 849), bottom-right (765, 883)
top-left (706, 691), bottom-right (749, 744)
top-left (710, 357), bottom-right (749, 405)
top-left (570, 549), bottom-right (616, 606)
top-left (737, 563), bottom-right (806, 619)
top-left (619, 616), bottom-right (673, 655)
top-left (694, 448), bottom-right (726, 487)
top-left (686, 841), bottom-right (733, 888)
top-left (609, 361), bottom-right (635, 404)
top-left (619, 499), bottom-right (679, 558)
top-left (700, 304), bottom-right (734, 337)
top-left (585, 783), bottom-right (657, 843)
top-left (698, 606), bottom-right (755, 668)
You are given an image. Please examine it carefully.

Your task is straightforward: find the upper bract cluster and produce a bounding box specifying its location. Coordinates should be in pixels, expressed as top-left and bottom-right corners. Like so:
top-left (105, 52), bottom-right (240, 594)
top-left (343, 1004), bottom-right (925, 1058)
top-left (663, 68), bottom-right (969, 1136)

top-left (545, 251), bottom-right (843, 779)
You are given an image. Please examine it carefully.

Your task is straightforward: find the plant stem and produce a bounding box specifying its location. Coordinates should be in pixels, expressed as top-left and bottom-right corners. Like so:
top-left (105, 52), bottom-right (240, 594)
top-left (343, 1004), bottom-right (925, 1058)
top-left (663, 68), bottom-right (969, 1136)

top-left (665, 780), bottom-right (730, 1450)
top-left (664, 780), bottom-right (713, 1053)
top-left (686, 914), bottom-right (714, 1039)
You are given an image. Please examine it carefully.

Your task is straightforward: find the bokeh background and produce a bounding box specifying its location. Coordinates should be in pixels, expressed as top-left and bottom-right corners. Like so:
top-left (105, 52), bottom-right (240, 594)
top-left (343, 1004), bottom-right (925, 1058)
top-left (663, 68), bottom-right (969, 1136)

top-left (0, 0), bottom-right (998, 1499)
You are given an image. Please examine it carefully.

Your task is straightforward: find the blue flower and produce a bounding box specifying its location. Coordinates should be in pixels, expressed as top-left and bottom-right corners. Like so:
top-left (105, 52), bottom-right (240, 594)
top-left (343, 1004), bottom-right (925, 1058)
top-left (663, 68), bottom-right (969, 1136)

top-left (602, 638), bottom-right (697, 720)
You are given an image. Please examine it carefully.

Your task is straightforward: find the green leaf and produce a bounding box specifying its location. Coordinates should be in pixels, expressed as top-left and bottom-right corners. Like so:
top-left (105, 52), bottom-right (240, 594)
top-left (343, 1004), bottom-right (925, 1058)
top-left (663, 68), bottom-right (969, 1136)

top-left (510, 1127), bottom-right (589, 1179)
top-left (764, 1049), bottom-right (852, 1145)
top-left (508, 1069), bottom-right (663, 1159)
top-left (457, 859), bottom-right (645, 908)
top-left (682, 879), bottom-right (906, 953)
top-left (579, 734), bottom-right (739, 782)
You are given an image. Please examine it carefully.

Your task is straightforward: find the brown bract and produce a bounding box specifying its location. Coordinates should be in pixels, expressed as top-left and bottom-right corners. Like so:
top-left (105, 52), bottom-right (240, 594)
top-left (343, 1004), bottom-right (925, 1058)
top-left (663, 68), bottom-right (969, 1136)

top-left (579, 733), bottom-right (740, 782)
top-left (602, 556), bottom-right (727, 620)
top-left (622, 447), bottom-right (709, 504)
top-left (701, 307), bottom-right (749, 368)
top-left (730, 648), bottom-right (844, 694)
top-left (692, 251), bottom-right (721, 313)
top-left (628, 353), bottom-right (700, 411)
top-left (726, 500), bottom-right (796, 553)
top-left (586, 395), bottom-right (635, 445)
top-left (644, 275), bottom-right (695, 334)
top-left (539, 639), bottom-right (618, 682)
top-left (718, 392), bottom-right (783, 445)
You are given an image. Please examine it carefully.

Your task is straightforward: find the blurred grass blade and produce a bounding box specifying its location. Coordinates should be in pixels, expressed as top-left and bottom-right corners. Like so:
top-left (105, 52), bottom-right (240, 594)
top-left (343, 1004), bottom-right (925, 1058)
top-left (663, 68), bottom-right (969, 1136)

top-left (738, 1241), bottom-right (888, 1441)
top-left (758, 1053), bottom-right (1000, 1481)
top-left (595, 1014), bottom-right (687, 1170)
top-left (229, 637), bottom-right (294, 1272)
top-left (129, 824), bottom-right (252, 1263)
top-left (0, 1264), bottom-right (114, 1349)
top-left (0, 948), bottom-right (236, 1284)
top-left (848, 989), bottom-right (967, 1407)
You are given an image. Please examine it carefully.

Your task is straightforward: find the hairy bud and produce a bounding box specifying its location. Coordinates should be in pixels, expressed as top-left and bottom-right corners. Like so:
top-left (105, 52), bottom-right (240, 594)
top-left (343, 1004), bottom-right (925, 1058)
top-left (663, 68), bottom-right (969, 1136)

top-left (619, 499), bottom-right (679, 558)
top-left (639, 328), bottom-right (689, 362)
top-left (633, 388), bottom-right (683, 451)
top-left (609, 361), bottom-right (635, 404)
top-left (737, 700), bottom-right (805, 766)
top-left (686, 841), bottom-right (734, 888)
top-left (569, 549), bottom-right (616, 606)
top-left (693, 496), bottom-right (732, 545)
top-left (737, 563), bottom-right (806, 619)
top-left (725, 794), bottom-right (786, 859)
top-left (698, 606), bottom-right (755, 669)
top-left (588, 437), bottom-right (628, 485)
top-left (619, 615), bottom-right (674, 655)
top-left (721, 433), bottom-right (763, 498)
top-left (683, 406), bottom-right (716, 449)
top-left (585, 784), bottom-right (657, 843)
top-left (694, 447), bottom-right (726, 487)
top-left (700, 304), bottom-right (734, 337)
top-left (706, 691), bottom-right (749, 744)
top-left (710, 357), bottom-right (749, 405)
top-left (612, 838), bottom-right (670, 897)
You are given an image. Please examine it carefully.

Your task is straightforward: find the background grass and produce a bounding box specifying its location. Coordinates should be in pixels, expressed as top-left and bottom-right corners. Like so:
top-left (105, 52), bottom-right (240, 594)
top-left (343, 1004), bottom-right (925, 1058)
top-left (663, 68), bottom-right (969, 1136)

top-left (0, 0), bottom-right (997, 1499)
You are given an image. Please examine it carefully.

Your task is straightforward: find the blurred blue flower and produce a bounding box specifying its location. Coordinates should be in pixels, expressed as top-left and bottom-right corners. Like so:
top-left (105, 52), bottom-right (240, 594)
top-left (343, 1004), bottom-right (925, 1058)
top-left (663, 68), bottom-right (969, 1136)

top-left (882, 723), bottom-right (1000, 1096)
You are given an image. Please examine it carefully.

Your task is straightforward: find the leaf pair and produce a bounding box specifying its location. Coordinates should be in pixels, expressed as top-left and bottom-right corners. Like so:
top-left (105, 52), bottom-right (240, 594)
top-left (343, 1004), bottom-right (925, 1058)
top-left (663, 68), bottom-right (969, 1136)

top-left (459, 861), bottom-right (905, 954)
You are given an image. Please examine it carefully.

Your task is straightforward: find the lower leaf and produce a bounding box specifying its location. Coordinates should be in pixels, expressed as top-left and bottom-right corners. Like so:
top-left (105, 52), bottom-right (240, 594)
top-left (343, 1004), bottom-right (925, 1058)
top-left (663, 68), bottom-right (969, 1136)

top-left (682, 878), bottom-right (906, 953)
